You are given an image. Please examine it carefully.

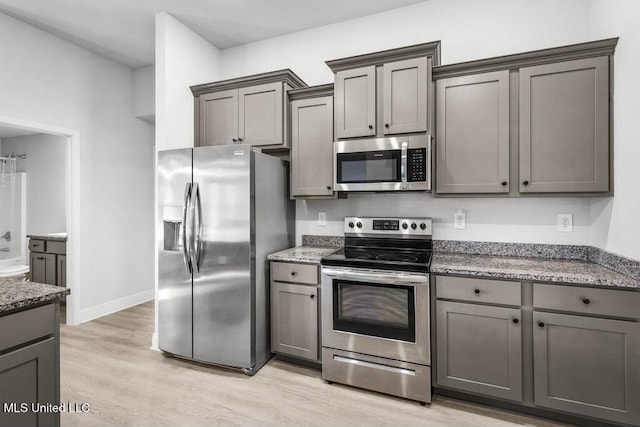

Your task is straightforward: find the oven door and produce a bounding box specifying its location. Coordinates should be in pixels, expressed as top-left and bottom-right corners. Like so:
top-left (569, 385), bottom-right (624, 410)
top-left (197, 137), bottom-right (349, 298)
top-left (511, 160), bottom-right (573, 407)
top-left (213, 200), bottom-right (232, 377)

top-left (321, 266), bottom-right (430, 365)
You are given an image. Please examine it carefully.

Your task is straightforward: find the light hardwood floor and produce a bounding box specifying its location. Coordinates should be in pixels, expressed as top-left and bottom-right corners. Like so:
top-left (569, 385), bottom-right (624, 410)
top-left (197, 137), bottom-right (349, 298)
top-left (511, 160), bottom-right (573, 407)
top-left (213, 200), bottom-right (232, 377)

top-left (60, 302), bottom-right (567, 427)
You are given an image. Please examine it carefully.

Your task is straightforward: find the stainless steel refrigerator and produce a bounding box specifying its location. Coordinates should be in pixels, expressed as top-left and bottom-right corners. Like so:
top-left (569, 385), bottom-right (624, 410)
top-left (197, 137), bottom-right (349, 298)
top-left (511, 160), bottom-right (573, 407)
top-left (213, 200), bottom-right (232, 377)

top-left (157, 145), bottom-right (293, 375)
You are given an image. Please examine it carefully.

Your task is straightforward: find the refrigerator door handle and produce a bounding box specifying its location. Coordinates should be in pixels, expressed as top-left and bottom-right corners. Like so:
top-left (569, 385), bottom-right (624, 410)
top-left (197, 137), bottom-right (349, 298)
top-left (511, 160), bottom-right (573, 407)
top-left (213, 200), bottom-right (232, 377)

top-left (182, 182), bottom-right (193, 275)
top-left (192, 182), bottom-right (203, 273)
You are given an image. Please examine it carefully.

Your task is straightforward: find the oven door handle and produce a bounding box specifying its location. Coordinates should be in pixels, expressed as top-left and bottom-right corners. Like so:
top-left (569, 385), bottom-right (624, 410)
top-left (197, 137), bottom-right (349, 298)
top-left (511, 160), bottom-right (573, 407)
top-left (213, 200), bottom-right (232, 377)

top-left (321, 267), bottom-right (429, 285)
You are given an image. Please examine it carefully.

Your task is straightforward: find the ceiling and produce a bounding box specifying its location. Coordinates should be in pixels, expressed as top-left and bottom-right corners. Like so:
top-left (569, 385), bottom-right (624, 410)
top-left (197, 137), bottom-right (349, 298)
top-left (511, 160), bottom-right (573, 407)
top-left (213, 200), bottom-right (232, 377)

top-left (0, 0), bottom-right (426, 68)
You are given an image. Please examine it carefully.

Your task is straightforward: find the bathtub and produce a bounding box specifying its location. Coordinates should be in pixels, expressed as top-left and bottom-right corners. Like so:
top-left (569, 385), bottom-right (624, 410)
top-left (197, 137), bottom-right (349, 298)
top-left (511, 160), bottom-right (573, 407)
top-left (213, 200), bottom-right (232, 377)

top-left (0, 258), bottom-right (30, 278)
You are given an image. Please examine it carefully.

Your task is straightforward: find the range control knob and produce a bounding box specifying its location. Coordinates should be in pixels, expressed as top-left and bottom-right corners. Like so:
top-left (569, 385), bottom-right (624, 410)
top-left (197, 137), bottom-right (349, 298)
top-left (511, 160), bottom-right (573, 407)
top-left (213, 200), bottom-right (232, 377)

top-left (420, 223), bottom-right (427, 230)
top-left (411, 222), bottom-right (417, 230)
top-left (348, 221), bottom-right (354, 228)
top-left (356, 221), bottom-right (363, 229)
top-left (402, 222), bottom-right (408, 230)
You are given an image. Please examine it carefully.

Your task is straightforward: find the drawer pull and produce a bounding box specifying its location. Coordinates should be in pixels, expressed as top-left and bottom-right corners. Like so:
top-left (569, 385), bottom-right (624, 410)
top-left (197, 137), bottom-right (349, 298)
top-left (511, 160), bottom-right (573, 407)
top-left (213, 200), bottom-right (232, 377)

top-left (310, 294), bottom-right (315, 299)
top-left (538, 321), bottom-right (545, 328)
top-left (512, 318), bottom-right (519, 324)
top-left (582, 298), bottom-right (591, 305)
top-left (290, 271), bottom-right (297, 276)
top-left (474, 289), bottom-right (480, 294)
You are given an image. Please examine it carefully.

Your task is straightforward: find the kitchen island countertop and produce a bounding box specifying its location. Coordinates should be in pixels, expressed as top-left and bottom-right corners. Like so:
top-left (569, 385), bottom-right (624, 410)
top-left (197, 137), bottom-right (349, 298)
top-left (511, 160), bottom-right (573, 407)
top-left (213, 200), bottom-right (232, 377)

top-left (0, 278), bottom-right (70, 314)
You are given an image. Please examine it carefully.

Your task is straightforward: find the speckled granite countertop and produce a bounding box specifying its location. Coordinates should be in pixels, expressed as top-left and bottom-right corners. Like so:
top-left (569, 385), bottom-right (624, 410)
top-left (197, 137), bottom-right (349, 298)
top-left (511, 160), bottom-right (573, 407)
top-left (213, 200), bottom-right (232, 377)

top-left (27, 233), bottom-right (67, 242)
top-left (268, 246), bottom-right (339, 264)
top-left (431, 253), bottom-right (640, 289)
top-left (0, 278), bottom-right (70, 314)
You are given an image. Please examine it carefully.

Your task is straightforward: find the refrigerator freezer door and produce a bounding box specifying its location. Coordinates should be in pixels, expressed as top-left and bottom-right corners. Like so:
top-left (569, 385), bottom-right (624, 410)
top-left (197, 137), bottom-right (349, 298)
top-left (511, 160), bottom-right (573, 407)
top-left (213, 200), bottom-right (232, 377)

top-left (192, 145), bottom-right (253, 368)
top-left (158, 148), bottom-right (193, 358)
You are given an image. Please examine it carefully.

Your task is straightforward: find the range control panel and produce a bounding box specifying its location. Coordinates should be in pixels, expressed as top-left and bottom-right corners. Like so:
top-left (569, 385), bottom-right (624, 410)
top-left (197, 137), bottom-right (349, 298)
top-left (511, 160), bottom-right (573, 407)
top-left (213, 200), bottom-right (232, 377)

top-left (407, 148), bottom-right (427, 182)
top-left (344, 217), bottom-right (433, 237)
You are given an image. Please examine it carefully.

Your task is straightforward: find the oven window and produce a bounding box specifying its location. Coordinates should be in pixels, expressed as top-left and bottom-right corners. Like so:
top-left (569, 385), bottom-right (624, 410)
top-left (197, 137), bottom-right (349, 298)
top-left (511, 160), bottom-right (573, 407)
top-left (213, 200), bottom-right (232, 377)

top-left (336, 150), bottom-right (401, 183)
top-left (333, 280), bottom-right (415, 342)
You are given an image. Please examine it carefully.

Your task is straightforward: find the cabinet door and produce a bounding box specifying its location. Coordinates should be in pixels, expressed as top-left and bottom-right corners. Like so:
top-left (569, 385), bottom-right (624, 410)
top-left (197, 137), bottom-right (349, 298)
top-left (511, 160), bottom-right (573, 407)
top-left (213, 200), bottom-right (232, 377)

top-left (436, 301), bottom-right (523, 402)
top-left (291, 96), bottom-right (334, 197)
top-left (238, 82), bottom-right (283, 146)
top-left (56, 255), bottom-right (66, 288)
top-left (519, 57), bottom-right (609, 193)
top-left (436, 71), bottom-right (510, 193)
top-left (271, 281), bottom-right (319, 361)
top-left (533, 312), bottom-right (640, 425)
top-left (0, 338), bottom-right (58, 427)
top-left (30, 253), bottom-right (56, 285)
top-left (334, 66), bottom-right (376, 139)
top-left (199, 89), bottom-right (238, 146)
top-left (382, 57), bottom-right (428, 135)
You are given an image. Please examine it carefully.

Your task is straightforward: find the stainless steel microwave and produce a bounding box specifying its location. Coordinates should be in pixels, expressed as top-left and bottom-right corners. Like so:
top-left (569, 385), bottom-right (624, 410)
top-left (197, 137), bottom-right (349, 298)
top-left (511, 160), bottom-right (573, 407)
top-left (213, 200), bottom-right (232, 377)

top-left (333, 135), bottom-right (431, 192)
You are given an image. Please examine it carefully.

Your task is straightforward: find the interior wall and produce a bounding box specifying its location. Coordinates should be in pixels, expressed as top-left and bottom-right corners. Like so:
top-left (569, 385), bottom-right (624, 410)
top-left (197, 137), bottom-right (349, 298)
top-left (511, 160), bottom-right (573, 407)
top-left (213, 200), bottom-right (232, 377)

top-left (155, 12), bottom-right (221, 151)
top-left (0, 11), bottom-right (155, 321)
top-left (134, 65), bottom-right (155, 121)
top-left (1, 133), bottom-right (67, 234)
top-left (219, 0), bottom-right (596, 247)
top-left (588, 0), bottom-right (640, 261)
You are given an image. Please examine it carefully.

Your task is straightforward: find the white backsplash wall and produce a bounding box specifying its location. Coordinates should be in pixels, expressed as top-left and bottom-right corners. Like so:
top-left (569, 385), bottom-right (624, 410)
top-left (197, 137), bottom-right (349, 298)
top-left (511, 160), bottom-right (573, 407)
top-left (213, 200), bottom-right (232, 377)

top-left (295, 194), bottom-right (592, 246)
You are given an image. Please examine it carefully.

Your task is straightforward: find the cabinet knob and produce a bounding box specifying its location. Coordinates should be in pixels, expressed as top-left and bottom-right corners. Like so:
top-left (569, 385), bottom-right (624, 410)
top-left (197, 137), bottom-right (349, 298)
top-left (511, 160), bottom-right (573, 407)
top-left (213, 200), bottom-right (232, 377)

top-left (523, 180), bottom-right (529, 186)
top-left (368, 125), bottom-right (373, 130)
top-left (582, 298), bottom-right (591, 305)
top-left (538, 321), bottom-right (545, 328)
top-left (501, 181), bottom-right (508, 186)
top-left (474, 289), bottom-right (480, 294)
top-left (238, 138), bottom-right (243, 142)
top-left (326, 186), bottom-right (332, 190)
top-left (310, 294), bottom-right (315, 299)
top-left (512, 318), bottom-right (519, 324)
top-left (384, 123), bottom-right (390, 128)
top-left (232, 139), bottom-right (237, 142)
top-left (290, 271), bottom-right (296, 276)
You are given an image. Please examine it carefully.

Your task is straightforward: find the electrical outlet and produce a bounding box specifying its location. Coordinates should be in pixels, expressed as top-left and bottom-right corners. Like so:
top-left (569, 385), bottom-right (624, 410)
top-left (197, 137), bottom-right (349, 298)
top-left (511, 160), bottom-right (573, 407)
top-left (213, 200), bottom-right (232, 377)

top-left (318, 212), bottom-right (327, 226)
top-left (453, 209), bottom-right (466, 230)
top-left (557, 214), bottom-right (573, 232)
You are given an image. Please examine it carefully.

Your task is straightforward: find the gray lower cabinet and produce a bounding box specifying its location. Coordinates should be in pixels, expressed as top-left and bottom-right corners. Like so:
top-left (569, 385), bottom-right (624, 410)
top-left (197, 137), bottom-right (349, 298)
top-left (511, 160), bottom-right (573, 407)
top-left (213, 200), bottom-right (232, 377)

top-left (290, 93), bottom-right (334, 197)
top-left (436, 71), bottom-right (510, 193)
top-left (30, 253), bottom-right (56, 285)
top-left (533, 312), bottom-right (640, 425)
top-left (436, 300), bottom-right (523, 402)
top-left (270, 261), bottom-right (320, 362)
top-left (0, 303), bottom-right (60, 427)
top-left (519, 56), bottom-right (610, 193)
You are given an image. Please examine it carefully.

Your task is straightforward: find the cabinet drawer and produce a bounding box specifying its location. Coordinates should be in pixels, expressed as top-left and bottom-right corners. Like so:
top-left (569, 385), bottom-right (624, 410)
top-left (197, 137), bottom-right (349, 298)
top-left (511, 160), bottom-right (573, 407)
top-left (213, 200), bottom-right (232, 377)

top-left (534, 283), bottom-right (640, 319)
top-left (436, 276), bottom-right (521, 306)
top-left (271, 262), bottom-right (318, 285)
top-left (0, 304), bottom-right (56, 352)
top-left (46, 241), bottom-right (66, 255)
top-left (29, 239), bottom-right (46, 252)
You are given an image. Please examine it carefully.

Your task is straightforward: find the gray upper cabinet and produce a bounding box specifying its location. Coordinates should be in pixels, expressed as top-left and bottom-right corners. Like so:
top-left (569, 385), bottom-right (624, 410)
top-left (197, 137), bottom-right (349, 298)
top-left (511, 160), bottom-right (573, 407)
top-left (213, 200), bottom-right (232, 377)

top-left (519, 57), bottom-right (610, 193)
top-left (533, 312), bottom-right (640, 425)
top-left (334, 66), bottom-right (376, 139)
top-left (239, 82), bottom-right (283, 146)
top-left (436, 71), bottom-right (510, 193)
top-left (327, 42), bottom-right (441, 140)
top-left (382, 57), bottom-right (428, 135)
top-left (290, 91), bottom-right (334, 197)
top-left (192, 70), bottom-right (307, 150)
top-left (199, 89), bottom-right (238, 146)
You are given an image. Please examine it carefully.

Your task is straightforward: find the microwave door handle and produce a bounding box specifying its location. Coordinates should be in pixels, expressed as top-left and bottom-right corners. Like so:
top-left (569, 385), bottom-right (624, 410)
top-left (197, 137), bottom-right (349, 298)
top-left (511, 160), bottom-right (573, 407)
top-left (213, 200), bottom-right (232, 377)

top-left (182, 182), bottom-right (193, 275)
top-left (401, 141), bottom-right (408, 189)
top-left (426, 134), bottom-right (432, 190)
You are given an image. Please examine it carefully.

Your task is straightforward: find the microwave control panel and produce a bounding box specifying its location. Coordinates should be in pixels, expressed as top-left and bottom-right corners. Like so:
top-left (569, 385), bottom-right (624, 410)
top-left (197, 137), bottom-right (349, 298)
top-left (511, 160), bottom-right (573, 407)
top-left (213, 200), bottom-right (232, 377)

top-left (407, 148), bottom-right (427, 182)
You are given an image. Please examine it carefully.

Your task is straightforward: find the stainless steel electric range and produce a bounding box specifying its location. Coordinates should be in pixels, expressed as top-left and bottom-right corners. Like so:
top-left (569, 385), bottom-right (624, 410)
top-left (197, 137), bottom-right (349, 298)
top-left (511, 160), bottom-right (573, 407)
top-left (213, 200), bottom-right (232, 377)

top-left (320, 216), bottom-right (433, 404)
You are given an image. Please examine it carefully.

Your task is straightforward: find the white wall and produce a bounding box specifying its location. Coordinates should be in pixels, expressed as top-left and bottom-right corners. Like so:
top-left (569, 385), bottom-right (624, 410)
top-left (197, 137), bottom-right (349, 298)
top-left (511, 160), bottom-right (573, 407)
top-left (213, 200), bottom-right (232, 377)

top-left (220, 0), bottom-right (597, 247)
top-left (0, 11), bottom-right (155, 321)
top-left (155, 12), bottom-right (221, 151)
top-left (588, 0), bottom-right (640, 261)
top-left (1, 134), bottom-right (67, 234)
top-left (134, 65), bottom-right (155, 122)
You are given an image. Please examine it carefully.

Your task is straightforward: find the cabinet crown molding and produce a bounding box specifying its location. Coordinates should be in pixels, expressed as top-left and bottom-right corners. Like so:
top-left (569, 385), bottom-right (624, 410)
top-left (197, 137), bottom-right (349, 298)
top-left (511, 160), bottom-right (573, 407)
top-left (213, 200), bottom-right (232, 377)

top-left (191, 69), bottom-right (307, 96)
top-left (287, 84), bottom-right (334, 101)
top-left (433, 37), bottom-right (619, 80)
top-left (326, 40), bottom-right (441, 72)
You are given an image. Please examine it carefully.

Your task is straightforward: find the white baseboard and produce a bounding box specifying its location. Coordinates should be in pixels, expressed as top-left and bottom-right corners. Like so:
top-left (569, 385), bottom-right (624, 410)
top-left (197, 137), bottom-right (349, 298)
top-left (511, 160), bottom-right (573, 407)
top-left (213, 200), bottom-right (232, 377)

top-left (150, 332), bottom-right (159, 351)
top-left (77, 289), bottom-right (154, 324)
